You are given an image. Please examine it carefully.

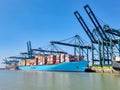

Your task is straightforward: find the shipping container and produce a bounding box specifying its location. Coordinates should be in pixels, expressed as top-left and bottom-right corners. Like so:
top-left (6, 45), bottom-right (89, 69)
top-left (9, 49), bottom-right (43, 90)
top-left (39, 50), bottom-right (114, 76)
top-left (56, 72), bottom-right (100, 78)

top-left (80, 56), bottom-right (84, 60)
top-left (55, 54), bottom-right (60, 64)
top-left (42, 56), bottom-right (47, 65)
top-left (74, 55), bottom-right (82, 61)
top-left (18, 60), bottom-right (25, 66)
top-left (37, 56), bottom-right (45, 65)
top-left (74, 55), bottom-right (77, 61)
top-left (30, 60), bottom-right (35, 66)
top-left (65, 54), bottom-right (72, 62)
top-left (49, 55), bottom-right (56, 64)
top-left (44, 56), bottom-right (47, 65)
top-left (26, 60), bottom-right (31, 66)
top-left (60, 54), bottom-right (65, 62)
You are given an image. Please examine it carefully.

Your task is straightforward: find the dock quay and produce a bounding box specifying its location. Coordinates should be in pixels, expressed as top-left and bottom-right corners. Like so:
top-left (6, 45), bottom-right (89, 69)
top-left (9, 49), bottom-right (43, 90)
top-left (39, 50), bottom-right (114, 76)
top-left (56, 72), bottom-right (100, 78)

top-left (91, 66), bottom-right (120, 73)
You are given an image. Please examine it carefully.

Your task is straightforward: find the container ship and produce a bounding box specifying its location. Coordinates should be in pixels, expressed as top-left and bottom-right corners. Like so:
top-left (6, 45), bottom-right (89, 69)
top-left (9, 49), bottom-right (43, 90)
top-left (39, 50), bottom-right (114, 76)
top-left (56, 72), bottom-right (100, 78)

top-left (18, 54), bottom-right (88, 72)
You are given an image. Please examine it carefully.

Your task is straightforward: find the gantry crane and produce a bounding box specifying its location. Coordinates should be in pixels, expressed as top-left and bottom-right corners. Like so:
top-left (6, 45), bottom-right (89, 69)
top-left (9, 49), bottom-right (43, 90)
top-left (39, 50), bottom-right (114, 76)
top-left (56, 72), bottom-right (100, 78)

top-left (74, 4), bottom-right (120, 66)
top-left (50, 35), bottom-right (92, 62)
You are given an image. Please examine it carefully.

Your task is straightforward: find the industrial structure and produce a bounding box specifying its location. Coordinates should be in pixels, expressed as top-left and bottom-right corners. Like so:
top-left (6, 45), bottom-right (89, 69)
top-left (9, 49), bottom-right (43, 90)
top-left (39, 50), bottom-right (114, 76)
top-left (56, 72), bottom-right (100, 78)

top-left (74, 4), bottom-right (120, 66)
top-left (8, 34), bottom-right (92, 60)
top-left (4, 34), bottom-right (92, 68)
top-left (50, 35), bottom-right (92, 62)
top-left (4, 4), bottom-right (120, 70)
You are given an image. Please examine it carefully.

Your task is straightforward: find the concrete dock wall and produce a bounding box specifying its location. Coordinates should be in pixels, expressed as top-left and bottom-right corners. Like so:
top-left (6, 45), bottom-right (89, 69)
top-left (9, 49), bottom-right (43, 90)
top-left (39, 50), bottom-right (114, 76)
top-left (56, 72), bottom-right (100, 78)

top-left (91, 66), bottom-right (120, 73)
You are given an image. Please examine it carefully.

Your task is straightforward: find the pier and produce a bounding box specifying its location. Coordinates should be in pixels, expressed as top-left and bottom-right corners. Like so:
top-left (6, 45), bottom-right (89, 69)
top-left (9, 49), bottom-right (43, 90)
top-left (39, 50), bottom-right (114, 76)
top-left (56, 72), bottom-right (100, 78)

top-left (90, 66), bottom-right (119, 73)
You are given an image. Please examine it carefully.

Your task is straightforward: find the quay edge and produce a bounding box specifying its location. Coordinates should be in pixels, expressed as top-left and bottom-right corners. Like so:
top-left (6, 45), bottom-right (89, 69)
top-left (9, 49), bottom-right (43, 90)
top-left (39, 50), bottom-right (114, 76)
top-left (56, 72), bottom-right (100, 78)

top-left (91, 66), bottom-right (120, 73)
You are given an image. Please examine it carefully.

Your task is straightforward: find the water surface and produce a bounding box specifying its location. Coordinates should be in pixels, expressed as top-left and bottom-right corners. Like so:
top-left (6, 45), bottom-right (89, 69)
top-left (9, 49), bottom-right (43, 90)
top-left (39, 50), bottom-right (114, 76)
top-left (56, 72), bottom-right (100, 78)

top-left (0, 70), bottom-right (120, 90)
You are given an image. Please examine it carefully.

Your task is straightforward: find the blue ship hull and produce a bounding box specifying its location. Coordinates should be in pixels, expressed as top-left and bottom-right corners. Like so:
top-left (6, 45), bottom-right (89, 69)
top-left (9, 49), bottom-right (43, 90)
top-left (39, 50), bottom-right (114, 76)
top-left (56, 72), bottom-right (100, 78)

top-left (18, 61), bottom-right (88, 72)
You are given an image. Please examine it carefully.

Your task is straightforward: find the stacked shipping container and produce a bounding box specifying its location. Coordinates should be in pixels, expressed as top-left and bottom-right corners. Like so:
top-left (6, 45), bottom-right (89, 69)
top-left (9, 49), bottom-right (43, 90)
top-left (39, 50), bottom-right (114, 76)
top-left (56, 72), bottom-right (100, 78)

top-left (60, 54), bottom-right (65, 62)
top-left (56, 54), bottom-right (60, 64)
top-left (18, 54), bottom-right (85, 66)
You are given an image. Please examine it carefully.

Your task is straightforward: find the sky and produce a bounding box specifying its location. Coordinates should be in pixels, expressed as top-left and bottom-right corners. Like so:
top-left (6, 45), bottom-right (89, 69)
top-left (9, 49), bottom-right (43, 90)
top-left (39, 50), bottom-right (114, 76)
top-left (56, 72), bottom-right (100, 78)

top-left (0, 0), bottom-right (120, 67)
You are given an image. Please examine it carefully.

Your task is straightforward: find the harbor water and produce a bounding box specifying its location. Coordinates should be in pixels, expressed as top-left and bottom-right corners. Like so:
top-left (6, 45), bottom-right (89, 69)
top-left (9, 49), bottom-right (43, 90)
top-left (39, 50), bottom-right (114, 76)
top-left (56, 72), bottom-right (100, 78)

top-left (0, 70), bottom-right (120, 90)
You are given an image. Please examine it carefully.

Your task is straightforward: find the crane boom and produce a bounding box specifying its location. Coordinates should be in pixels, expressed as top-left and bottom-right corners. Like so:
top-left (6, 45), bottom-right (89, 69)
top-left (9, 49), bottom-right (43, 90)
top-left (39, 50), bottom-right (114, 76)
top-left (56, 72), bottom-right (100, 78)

top-left (74, 11), bottom-right (98, 43)
top-left (32, 49), bottom-right (68, 54)
top-left (50, 41), bottom-right (92, 49)
top-left (105, 28), bottom-right (120, 36)
top-left (84, 5), bottom-right (108, 41)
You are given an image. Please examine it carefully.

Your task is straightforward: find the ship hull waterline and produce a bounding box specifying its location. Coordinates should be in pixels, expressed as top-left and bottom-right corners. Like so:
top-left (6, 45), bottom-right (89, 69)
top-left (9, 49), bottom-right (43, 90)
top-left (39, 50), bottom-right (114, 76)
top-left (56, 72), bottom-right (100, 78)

top-left (18, 61), bottom-right (88, 72)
